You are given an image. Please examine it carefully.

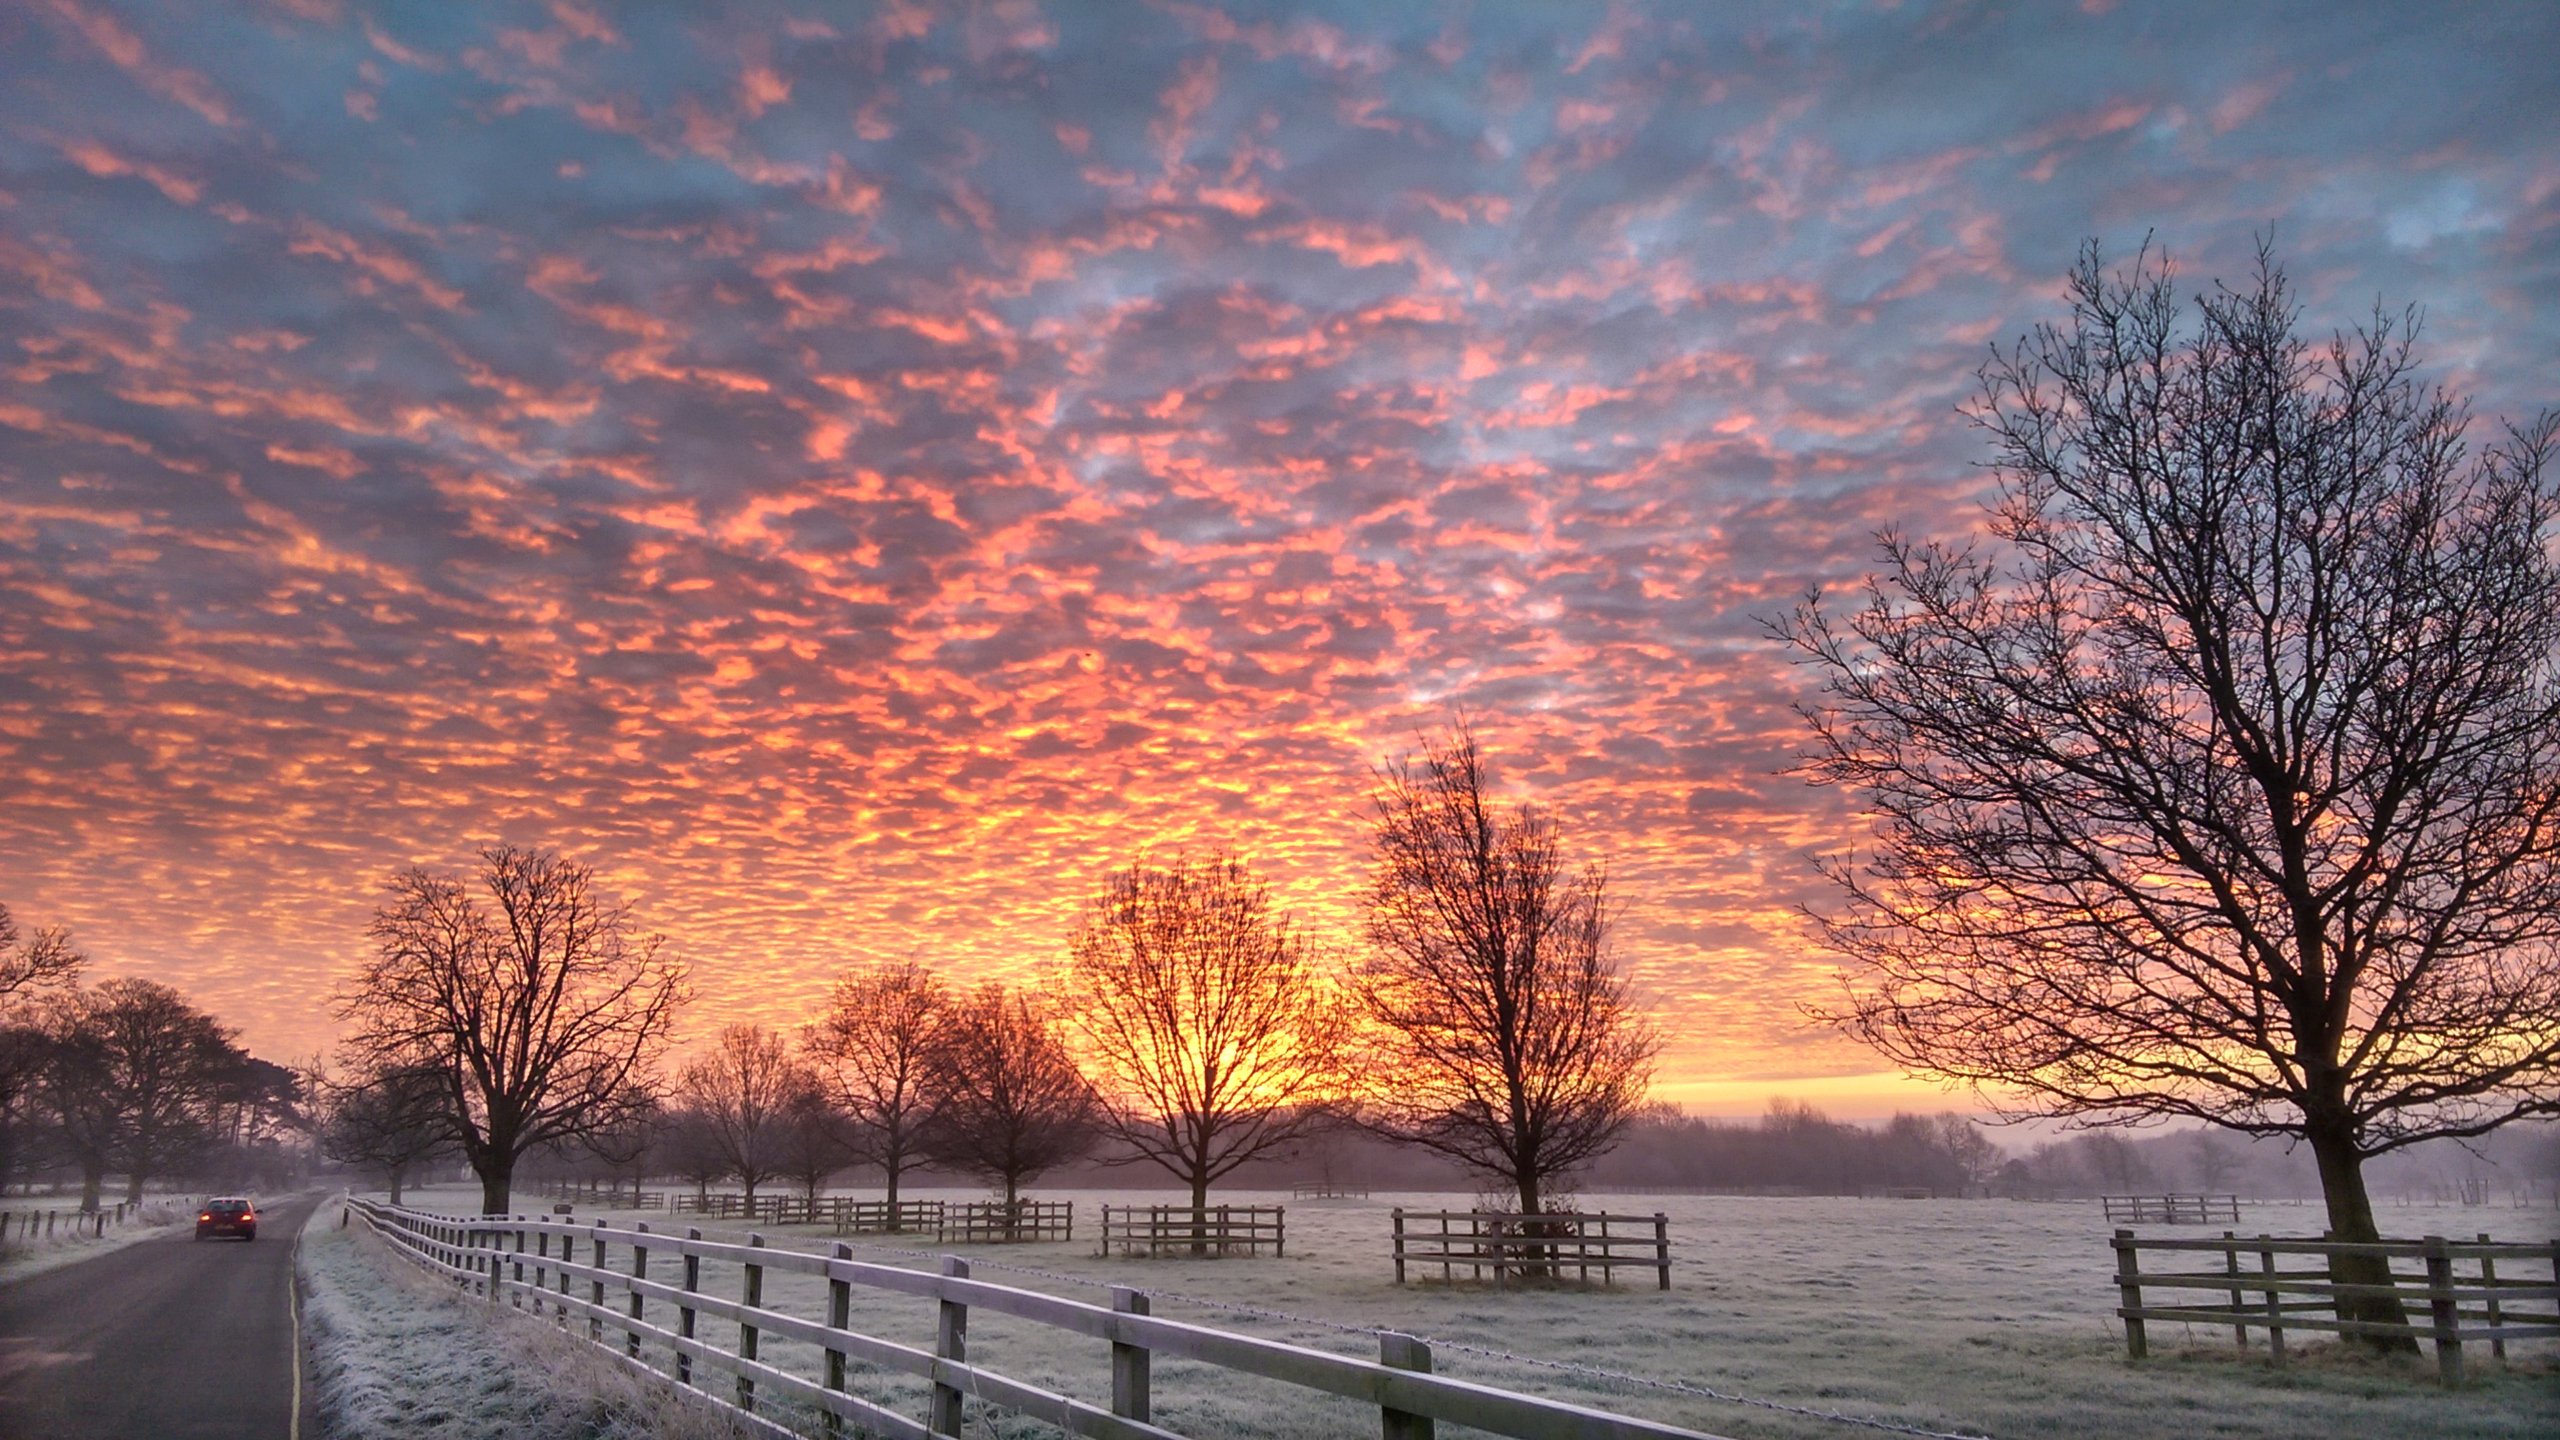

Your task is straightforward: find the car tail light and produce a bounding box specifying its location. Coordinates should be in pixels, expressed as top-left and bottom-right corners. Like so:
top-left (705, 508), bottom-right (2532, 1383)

top-left (199, 1212), bottom-right (212, 1221)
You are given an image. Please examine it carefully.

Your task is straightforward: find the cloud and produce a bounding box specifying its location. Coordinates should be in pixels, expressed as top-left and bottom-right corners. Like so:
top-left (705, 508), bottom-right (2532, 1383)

top-left (0, 0), bottom-right (2554, 1099)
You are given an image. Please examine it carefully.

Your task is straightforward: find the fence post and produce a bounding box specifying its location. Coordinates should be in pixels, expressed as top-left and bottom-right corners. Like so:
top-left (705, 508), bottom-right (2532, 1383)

top-left (1095, 1285), bottom-right (1150, 1422)
top-left (1391, 1208), bottom-right (1405, 1285)
top-left (1655, 1213), bottom-right (1671, 1291)
top-left (2475, 1233), bottom-right (2505, 1364)
top-left (931, 1256), bottom-right (970, 1436)
top-left (586, 1214), bottom-right (606, 1342)
top-left (2223, 1231), bottom-right (2245, 1349)
top-left (511, 1223), bottom-right (527, 1307)
top-left (2113, 1228), bottom-right (2147, 1359)
top-left (1277, 1204), bottom-right (1285, 1259)
top-left (677, 1228), bottom-right (701, 1387)
top-left (2423, 1235), bottom-right (2462, 1386)
top-left (739, 1233), bottom-right (766, 1414)
top-left (627, 1223), bottom-right (650, 1360)
top-left (2258, 1237), bottom-right (2285, 1366)
top-left (1379, 1331), bottom-right (1434, 1440)
top-left (823, 1241), bottom-right (853, 1439)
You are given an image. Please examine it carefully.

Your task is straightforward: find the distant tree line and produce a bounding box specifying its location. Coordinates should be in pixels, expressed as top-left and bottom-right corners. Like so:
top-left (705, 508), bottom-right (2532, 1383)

top-left (0, 903), bottom-right (306, 1208)
top-left (325, 726), bottom-right (1663, 1216)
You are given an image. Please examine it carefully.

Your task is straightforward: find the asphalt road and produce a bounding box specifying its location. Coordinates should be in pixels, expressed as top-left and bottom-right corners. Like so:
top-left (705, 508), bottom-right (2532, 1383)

top-left (0, 1192), bottom-right (323, 1440)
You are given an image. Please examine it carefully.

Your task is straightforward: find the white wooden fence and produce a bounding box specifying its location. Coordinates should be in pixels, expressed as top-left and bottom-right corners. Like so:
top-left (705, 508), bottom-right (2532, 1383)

top-left (348, 1197), bottom-right (1730, 1440)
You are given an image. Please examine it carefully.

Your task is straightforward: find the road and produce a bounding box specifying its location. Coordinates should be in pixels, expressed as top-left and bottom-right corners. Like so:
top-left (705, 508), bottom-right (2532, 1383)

top-left (0, 1192), bottom-right (323, 1440)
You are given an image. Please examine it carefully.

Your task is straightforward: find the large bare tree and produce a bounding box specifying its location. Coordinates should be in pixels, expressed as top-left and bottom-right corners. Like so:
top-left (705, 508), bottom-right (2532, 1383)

top-left (675, 1024), bottom-right (809, 1208)
top-left (1357, 726), bottom-right (1659, 1214)
top-left (805, 958), bottom-right (947, 1220)
top-left (339, 845), bottom-right (688, 1214)
top-left (921, 983), bottom-right (1099, 1212)
top-left (1783, 240), bottom-right (2560, 1348)
top-left (36, 978), bottom-right (249, 1208)
top-left (0, 904), bottom-right (83, 1193)
top-left (1065, 853), bottom-right (1349, 1226)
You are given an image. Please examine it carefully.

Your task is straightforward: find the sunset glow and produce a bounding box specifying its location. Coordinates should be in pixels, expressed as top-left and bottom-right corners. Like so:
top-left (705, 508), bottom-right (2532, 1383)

top-left (4, 2), bottom-right (2554, 1112)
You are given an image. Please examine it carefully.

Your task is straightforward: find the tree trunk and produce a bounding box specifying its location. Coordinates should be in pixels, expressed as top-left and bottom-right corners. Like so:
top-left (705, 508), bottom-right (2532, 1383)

top-left (478, 1164), bottom-right (513, 1216)
top-left (388, 1162), bottom-right (405, 1206)
top-left (2308, 1124), bottom-right (2419, 1354)
top-left (78, 1163), bottom-right (104, 1213)
top-left (1191, 1173), bottom-right (1211, 1256)
top-left (124, 1170), bottom-right (147, 1206)
top-left (885, 1160), bottom-right (901, 1230)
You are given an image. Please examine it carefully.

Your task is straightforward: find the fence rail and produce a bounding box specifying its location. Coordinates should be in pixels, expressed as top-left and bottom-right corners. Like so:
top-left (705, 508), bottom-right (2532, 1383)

top-left (1097, 1205), bottom-right (1284, 1258)
top-left (2102, 1194), bottom-right (2241, 1225)
top-left (347, 1198), bottom-right (1728, 1440)
top-left (2110, 1228), bottom-right (2560, 1384)
top-left (1391, 1209), bottom-right (1672, 1290)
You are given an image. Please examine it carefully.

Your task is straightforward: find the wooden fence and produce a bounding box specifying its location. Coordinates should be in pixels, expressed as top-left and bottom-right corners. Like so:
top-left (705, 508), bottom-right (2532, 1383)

top-left (1391, 1209), bottom-right (1671, 1290)
top-left (1097, 1205), bottom-right (1284, 1258)
top-left (0, 1201), bottom-right (139, 1250)
top-left (938, 1200), bottom-right (1073, 1244)
top-left (347, 1198), bottom-right (1728, 1440)
top-left (2111, 1228), bottom-right (2560, 1384)
top-left (837, 1200), bottom-right (942, 1236)
top-left (2103, 1194), bottom-right (2241, 1225)
top-left (1291, 1183), bottom-right (1369, 1199)
top-left (535, 1179), bottom-right (667, 1210)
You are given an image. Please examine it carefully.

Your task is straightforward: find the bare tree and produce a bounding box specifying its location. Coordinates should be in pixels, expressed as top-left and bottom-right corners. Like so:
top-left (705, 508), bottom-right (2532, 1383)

top-left (658, 1106), bottom-right (732, 1205)
top-left (775, 1087), bottom-right (853, 1203)
top-left (36, 978), bottom-right (248, 1208)
top-left (2188, 1133), bottom-right (2242, 1196)
top-left (1356, 726), bottom-right (1660, 1214)
top-left (316, 1056), bottom-right (453, 1205)
top-left (676, 1024), bottom-right (808, 1208)
top-left (805, 959), bottom-right (946, 1221)
top-left (339, 845), bottom-right (688, 1214)
top-left (1064, 854), bottom-right (1350, 1231)
top-left (1784, 239), bottom-right (2560, 1348)
top-left (0, 907), bottom-right (84, 1194)
top-left (921, 983), bottom-right (1099, 1213)
top-left (0, 903), bottom-right (83, 1004)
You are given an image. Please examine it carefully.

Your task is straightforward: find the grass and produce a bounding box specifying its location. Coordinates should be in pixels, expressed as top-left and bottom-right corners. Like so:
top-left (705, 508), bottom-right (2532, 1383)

top-left (366, 1185), bottom-right (2560, 1440)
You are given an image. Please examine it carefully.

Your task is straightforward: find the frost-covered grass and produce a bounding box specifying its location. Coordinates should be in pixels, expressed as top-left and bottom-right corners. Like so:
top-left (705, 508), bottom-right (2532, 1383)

top-left (384, 1184), bottom-right (2560, 1440)
top-left (0, 1198), bottom-right (193, 1285)
top-left (298, 1196), bottom-right (763, 1440)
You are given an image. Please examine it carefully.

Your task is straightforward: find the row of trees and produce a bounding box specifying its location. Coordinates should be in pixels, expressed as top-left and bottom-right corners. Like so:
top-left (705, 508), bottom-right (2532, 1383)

top-left (0, 904), bottom-right (304, 1207)
top-left (328, 729), bottom-right (1663, 1218)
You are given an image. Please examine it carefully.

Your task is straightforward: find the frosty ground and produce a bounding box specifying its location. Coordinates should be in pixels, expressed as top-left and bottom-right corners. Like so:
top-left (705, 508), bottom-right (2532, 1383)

top-left (347, 1185), bottom-right (2557, 1440)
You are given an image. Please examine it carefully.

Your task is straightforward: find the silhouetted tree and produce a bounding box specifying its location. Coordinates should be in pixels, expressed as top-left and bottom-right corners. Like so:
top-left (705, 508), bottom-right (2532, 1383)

top-left (1356, 726), bottom-right (1659, 1214)
top-left (0, 904), bottom-right (84, 1191)
top-left (0, 903), bottom-right (83, 1003)
top-left (1065, 854), bottom-right (1350, 1230)
top-left (774, 1087), bottom-right (853, 1203)
top-left (1784, 240), bottom-right (2560, 1348)
top-left (921, 983), bottom-right (1099, 1212)
top-left (805, 959), bottom-right (946, 1222)
top-left (340, 846), bottom-right (688, 1214)
top-left (317, 1056), bottom-right (453, 1204)
top-left (36, 978), bottom-right (248, 1208)
top-left (676, 1024), bottom-right (808, 1208)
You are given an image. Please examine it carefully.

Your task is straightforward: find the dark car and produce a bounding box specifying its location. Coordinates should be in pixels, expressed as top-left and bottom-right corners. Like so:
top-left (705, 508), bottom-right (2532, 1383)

top-left (195, 1197), bottom-right (256, 1242)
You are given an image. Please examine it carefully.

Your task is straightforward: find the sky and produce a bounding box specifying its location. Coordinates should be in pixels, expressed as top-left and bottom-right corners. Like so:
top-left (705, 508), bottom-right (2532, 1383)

top-left (2, 0), bottom-right (2556, 1117)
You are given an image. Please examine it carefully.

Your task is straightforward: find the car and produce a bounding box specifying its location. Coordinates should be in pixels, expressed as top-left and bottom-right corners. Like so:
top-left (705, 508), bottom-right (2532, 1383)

top-left (195, 1197), bottom-right (256, 1242)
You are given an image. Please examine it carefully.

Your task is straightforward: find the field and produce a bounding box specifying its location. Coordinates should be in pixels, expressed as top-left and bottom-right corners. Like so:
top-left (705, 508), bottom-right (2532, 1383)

top-left (376, 1184), bottom-right (2558, 1440)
